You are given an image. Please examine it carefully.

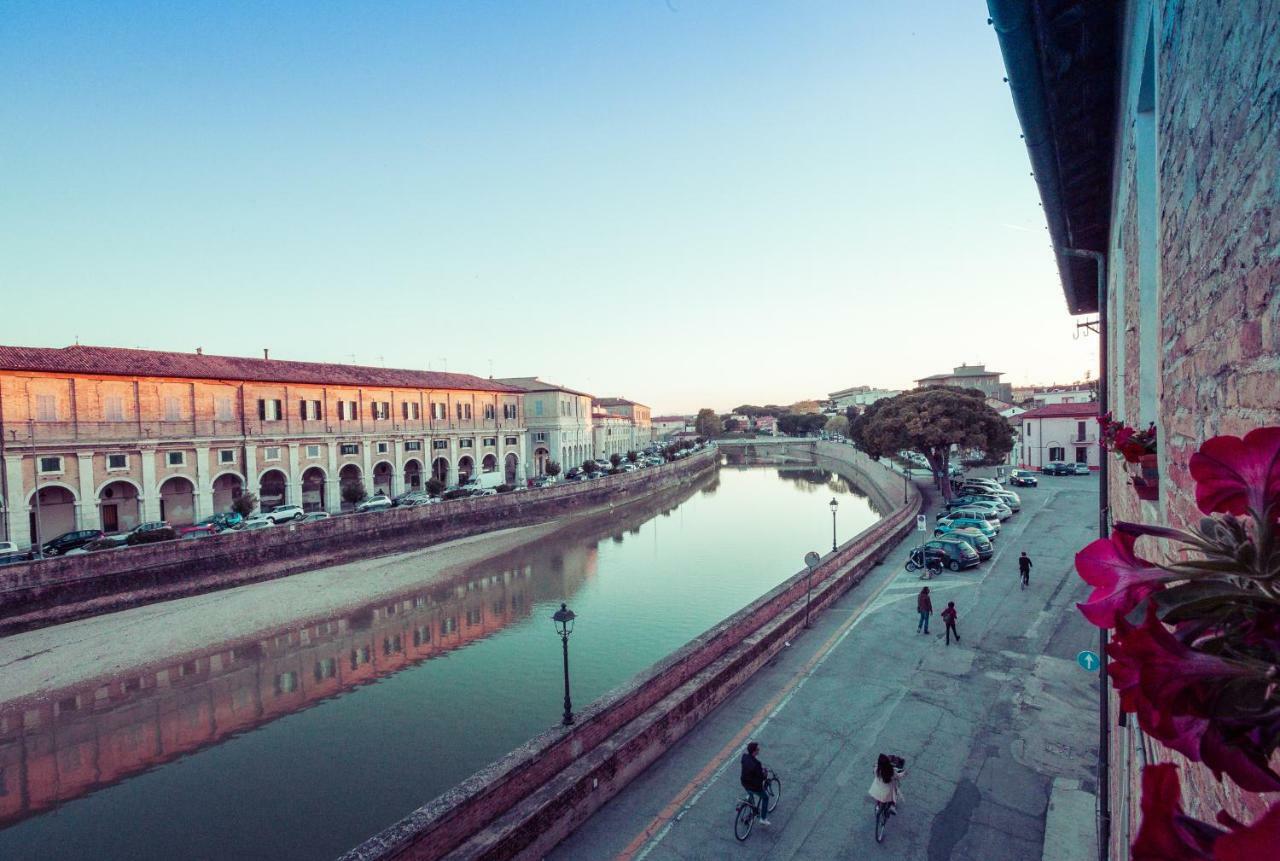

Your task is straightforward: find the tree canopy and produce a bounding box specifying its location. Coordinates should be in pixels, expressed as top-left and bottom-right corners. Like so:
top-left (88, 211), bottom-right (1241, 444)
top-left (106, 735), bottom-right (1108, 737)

top-left (824, 415), bottom-right (850, 436)
top-left (849, 387), bottom-right (1015, 498)
top-left (694, 408), bottom-right (721, 438)
top-left (777, 412), bottom-right (828, 436)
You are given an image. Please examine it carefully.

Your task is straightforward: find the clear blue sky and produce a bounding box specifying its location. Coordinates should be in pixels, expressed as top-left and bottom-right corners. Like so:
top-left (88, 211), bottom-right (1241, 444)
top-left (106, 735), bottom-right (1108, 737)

top-left (1, 1), bottom-right (1096, 413)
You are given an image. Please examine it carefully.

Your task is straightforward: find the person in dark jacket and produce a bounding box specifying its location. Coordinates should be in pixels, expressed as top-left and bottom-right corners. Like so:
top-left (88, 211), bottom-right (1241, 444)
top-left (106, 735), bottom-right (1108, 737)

top-left (740, 741), bottom-right (772, 824)
top-left (916, 587), bottom-right (933, 634)
top-left (941, 601), bottom-right (960, 645)
top-left (1018, 552), bottom-right (1033, 589)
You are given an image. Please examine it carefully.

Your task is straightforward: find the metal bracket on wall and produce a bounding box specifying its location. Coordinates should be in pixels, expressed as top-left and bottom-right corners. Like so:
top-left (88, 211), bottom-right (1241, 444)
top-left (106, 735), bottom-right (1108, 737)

top-left (1075, 318), bottom-right (1100, 337)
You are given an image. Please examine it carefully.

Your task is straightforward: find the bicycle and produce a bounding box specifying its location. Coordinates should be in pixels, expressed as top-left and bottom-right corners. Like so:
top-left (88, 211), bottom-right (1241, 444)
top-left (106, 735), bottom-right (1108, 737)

top-left (733, 768), bottom-right (782, 841)
top-left (871, 755), bottom-right (905, 843)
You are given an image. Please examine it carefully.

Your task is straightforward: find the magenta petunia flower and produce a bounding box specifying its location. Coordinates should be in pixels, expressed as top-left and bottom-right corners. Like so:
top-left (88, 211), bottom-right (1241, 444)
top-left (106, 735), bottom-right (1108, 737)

top-left (1131, 764), bottom-right (1280, 860)
top-left (1075, 526), bottom-right (1169, 628)
top-left (1188, 427), bottom-right (1280, 520)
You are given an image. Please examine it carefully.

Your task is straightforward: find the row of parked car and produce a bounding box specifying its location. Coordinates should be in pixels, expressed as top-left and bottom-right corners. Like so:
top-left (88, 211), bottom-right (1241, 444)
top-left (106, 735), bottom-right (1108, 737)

top-left (906, 476), bottom-right (1026, 573)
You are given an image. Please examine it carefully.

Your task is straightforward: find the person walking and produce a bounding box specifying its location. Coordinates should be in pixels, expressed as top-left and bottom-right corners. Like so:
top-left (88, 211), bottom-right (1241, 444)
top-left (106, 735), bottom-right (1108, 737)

top-left (1018, 552), bottom-right (1033, 589)
top-left (916, 587), bottom-right (932, 635)
top-left (941, 601), bottom-right (960, 645)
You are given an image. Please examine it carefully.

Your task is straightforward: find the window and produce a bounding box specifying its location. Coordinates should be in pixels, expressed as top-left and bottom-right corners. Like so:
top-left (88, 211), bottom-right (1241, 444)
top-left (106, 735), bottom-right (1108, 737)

top-left (483, 437), bottom-right (497, 447)
top-left (219, 449), bottom-right (235, 464)
top-left (431, 402), bottom-right (446, 420)
top-left (164, 397), bottom-right (182, 422)
top-left (300, 400), bottom-right (322, 421)
top-left (504, 404), bottom-right (518, 420)
top-left (35, 395), bottom-right (58, 422)
top-left (382, 635), bottom-right (403, 656)
top-left (38, 456), bottom-right (63, 474)
top-left (376, 442), bottom-right (389, 454)
top-left (1048, 446), bottom-right (1065, 462)
top-left (105, 396), bottom-right (126, 422)
top-left (1076, 421), bottom-right (1087, 441)
top-left (405, 441), bottom-right (422, 452)
top-left (413, 625), bottom-right (430, 647)
top-left (456, 403), bottom-right (473, 421)
top-left (340, 443), bottom-right (359, 456)
top-left (1075, 447), bottom-right (1089, 464)
top-left (371, 401), bottom-right (390, 420)
top-left (505, 436), bottom-right (518, 445)
top-left (459, 438), bottom-right (473, 449)
top-left (314, 658), bottom-right (337, 681)
top-left (305, 445), bottom-right (321, 459)
top-left (441, 616), bottom-right (457, 635)
top-left (259, 447), bottom-right (279, 462)
top-left (258, 399), bottom-right (283, 421)
top-left (338, 400), bottom-right (359, 421)
top-left (167, 451), bottom-right (186, 467)
top-left (107, 453), bottom-right (128, 470)
top-left (533, 432), bottom-right (547, 443)
top-left (402, 402), bottom-right (420, 420)
top-left (433, 440), bottom-right (449, 450)
top-left (466, 607), bottom-right (482, 626)
top-left (274, 672), bottom-right (299, 695)
top-left (484, 404), bottom-right (495, 421)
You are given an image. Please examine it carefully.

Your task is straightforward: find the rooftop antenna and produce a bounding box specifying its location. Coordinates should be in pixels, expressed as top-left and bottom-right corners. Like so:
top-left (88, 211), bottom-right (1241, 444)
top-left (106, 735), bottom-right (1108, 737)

top-left (377, 355), bottom-right (385, 367)
top-left (488, 358), bottom-right (494, 379)
top-left (348, 353), bottom-right (357, 364)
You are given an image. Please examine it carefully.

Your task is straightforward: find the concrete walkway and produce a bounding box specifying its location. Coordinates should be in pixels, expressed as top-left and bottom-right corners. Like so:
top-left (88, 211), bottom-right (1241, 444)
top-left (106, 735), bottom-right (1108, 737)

top-left (550, 473), bottom-right (1100, 861)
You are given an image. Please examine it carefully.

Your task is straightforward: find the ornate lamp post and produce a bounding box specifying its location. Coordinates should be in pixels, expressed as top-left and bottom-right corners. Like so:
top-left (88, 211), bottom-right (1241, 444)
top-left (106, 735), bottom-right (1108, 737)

top-left (552, 602), bottom-right (576, 726)
top-left (829, 497), bottom-right (839, 552)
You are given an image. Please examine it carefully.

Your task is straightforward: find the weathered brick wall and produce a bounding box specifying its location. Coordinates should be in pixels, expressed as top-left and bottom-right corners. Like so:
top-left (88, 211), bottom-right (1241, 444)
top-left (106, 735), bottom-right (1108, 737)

top-left (1106, 1), bottom-right (1280, 854)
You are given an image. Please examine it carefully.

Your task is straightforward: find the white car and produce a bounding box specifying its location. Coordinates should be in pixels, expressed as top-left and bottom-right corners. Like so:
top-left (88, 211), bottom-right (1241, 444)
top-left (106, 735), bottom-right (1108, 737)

top-left (301, 512), bottom-right (330, 522)
top-left (263, 505), bottom-right (304, 523)
top-left (355, 497), bottom-right (394, 513)
top-left (240, 517), bottom-right (274, 530)
top-left (0, 541), bottom-right (18, 555)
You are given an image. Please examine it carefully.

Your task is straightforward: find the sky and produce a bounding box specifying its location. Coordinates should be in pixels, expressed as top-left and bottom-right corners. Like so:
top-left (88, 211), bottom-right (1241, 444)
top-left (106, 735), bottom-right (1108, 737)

top-left (0, 1), bottom-right (1097, 414)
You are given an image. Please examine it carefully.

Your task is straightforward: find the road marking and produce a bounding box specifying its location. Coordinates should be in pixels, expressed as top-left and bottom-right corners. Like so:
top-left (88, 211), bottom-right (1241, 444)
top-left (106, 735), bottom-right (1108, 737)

top-left (617, 556), bottom-right (905, 861)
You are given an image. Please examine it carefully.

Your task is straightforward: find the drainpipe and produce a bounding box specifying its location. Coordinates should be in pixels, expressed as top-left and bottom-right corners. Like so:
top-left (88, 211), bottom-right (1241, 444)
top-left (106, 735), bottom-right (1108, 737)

top-left (1066, 247), bottom-right (1109, 861)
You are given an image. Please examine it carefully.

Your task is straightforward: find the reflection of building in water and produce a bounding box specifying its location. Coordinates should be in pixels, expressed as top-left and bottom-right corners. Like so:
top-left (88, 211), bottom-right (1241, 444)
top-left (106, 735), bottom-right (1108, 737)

top-left (775, 468), bottom-right (869, 500)
top-left (0, 564), bottom-right (536, 828)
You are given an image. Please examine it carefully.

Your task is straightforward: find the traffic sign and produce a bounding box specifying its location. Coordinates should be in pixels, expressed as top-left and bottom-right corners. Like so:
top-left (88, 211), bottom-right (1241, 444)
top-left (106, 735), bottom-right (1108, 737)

top-left (916, 514), bottom-right (927, 532)
top-left (804, 551), bottom-right (821, 570)
top-left (1077, 650), bottom-right (1101, 672)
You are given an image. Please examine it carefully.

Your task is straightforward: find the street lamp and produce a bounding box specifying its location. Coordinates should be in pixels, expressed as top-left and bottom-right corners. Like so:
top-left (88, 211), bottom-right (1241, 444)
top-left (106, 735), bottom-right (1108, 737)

top-left (552, 602), bottom-right (576, 726)
top-left (829, 497), bottom-right (839, 552)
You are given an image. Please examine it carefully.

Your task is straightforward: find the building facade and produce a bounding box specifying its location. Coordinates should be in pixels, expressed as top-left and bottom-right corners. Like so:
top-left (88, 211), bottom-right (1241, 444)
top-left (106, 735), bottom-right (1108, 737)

top-left (496, 378), bottom-right (594, 477)
top-left (914, 364), bottom-right (1013, 402)
top-left (592, 397), bottom-right (652, 452)
top-left (826, 386), bottom-right (901, 413)
top-left (650, 416), bottom-right (689, 439)
top-left (994, 0), bottom-right (1280, 854)
top-left (1014, 403), bottom-right (1099, 470)
top-left (0, 346), bottom-right (527, 547)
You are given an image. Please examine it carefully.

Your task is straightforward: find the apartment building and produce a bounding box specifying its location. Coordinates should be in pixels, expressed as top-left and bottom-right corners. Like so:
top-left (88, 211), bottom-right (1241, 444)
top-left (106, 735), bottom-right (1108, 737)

top-left (593, 397), bottom-right (652, 450)
top-left (1015, 403), bottom-right (1100, 470)
top-left (496, 377), bottom-right (594, 476)
top-left (0, 345), bottom-right (527, 547)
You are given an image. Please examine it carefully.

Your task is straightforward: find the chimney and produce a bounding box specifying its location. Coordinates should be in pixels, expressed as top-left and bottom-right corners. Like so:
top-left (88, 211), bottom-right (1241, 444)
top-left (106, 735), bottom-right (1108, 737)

top-left (196, 347), bottom-right (203, 355)
top-left (263, 348), bottom-right (270, 360)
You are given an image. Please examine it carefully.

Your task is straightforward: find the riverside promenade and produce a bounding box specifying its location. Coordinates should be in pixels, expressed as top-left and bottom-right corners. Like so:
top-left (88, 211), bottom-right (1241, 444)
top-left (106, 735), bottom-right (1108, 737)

top-left (550, 471), bottom-right (1100, 861)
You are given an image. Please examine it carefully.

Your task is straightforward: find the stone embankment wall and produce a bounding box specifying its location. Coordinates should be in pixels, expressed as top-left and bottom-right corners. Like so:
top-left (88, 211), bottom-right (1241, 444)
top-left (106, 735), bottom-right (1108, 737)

top-left (342, 441), bottom-right (921, 861)
top-left (0, 451), bottom-right (718, 635)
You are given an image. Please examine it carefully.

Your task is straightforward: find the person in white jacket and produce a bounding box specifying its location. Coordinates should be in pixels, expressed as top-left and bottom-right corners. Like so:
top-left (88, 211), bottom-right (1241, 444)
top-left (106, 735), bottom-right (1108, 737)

top-left (867, 753), bottom-right (906, 813)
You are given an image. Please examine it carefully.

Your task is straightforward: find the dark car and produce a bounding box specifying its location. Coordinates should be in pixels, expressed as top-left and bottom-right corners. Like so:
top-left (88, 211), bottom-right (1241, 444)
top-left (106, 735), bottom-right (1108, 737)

top-left (125, 521), bottom-right (177, 546)
top-left (920, 537), bottom-right (981, 571)
top-left (1008, 469), bottom-right (1039, 487)
top-left (1042, 462), bottom-right (1073, 476)
top-left (41, 529), bottom-right (105, 557)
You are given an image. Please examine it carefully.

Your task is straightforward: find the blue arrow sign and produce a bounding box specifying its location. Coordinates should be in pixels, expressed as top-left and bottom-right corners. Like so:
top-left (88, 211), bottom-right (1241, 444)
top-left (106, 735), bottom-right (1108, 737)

top-left (1077, 650), bottom-right (1101, 672)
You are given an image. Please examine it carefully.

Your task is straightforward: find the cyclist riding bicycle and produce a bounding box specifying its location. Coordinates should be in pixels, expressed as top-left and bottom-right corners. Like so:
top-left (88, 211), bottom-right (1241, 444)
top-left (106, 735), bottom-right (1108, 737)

top-left (867, 753), bottom-right (906, 813)
top-left (740, 741), bottom-right (772, 825)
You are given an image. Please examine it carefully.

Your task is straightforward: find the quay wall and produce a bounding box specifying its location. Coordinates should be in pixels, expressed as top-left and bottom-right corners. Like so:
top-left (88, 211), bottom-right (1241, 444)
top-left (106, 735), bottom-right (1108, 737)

top-left (0, 451), bottom-right (718, 635)
top-left (341, 440), bottom-right (921, 861)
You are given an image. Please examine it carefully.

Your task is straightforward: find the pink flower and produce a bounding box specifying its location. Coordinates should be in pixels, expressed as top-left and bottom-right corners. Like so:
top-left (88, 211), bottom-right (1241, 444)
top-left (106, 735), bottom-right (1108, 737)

top-left (1075, 526), bottom-right (1169, 628)
top-left (1131, 764), bottom-right (1280, 860)
top-left (1188, 427), bottom-right (1280, 521)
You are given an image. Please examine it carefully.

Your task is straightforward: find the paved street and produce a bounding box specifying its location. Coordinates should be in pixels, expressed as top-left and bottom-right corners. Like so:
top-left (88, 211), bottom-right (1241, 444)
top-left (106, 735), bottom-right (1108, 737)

top-left (550, 472), bottom-right (1101, 861)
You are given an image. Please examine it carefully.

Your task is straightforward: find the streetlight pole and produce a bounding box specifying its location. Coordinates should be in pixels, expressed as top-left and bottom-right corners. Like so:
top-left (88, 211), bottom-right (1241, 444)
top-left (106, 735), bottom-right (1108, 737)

top-left (829, 497), bottom-right (839, 553)
top-left (552, 602), bottom-right (576, 726)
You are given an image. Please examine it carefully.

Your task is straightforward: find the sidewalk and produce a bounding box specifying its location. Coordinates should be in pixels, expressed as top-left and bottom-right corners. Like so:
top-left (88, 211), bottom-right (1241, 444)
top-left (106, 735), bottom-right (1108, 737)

top-left (550, 473), bottom-right (1100, 860)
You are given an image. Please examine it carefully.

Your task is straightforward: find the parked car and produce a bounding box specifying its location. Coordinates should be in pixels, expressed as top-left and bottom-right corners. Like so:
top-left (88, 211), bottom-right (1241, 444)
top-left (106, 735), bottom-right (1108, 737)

top-left (937, 527), bottom-right (994, 559)
top-left (936, 513), bottom-right (998, 538)
top-left (1042, 461), bottom-right (1073, 475)
top-left (126, 522), bottom-right (177, 545)
top-left (959, 484), bottom-right (1021, 508)
top-left (564, 473), bottom-right (589, 483)
top-left (63, 536), bottom-right (127, 556)
top-left (240, 517), bottom-right (274, 530)
top-left (42, 529), bottom-right (105, 557)
top-left (177, 522), bottom-right (219, 538)
top-left (1072, 462), bottom-right (1092, 475)
top-left (194, 512), bottom-right (243, 532)
top-left (355, 496), bottom-right (394, 513)
top-left (471, 488), bottom-right (498, 497)
top-left (301, 511), bottom-right (331, 522)
top-left (950, 507), bottom-right (1003, 531)
top-left (0, 550), bottom-right (31, 565)
top-left (263, 504), bottom-right (305, 523)
top-left (530, 476), bottom-right (557, 488)
top-left (587, 470), bottom-right (605, 479)
top-left (1008, 469), bottom-right (1039, 487)
top-left (922, 537), bottom-right (981, 571)
top-left (0, 541), bottom-right (19, 555)
top-left (393, 491), bottom-right (428, 506)
top-left (942, 498), bottom-right (1012, 521)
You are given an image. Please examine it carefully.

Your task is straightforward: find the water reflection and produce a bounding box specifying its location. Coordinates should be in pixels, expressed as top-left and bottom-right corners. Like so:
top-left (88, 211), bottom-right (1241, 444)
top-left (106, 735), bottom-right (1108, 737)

top-left (774, 467), bottom-right (870, 499)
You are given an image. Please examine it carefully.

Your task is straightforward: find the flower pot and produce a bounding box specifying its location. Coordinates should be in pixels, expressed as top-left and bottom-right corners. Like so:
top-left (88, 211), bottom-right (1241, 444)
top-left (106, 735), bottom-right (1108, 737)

top-left (1140, 454), bottom-right (1159, 483)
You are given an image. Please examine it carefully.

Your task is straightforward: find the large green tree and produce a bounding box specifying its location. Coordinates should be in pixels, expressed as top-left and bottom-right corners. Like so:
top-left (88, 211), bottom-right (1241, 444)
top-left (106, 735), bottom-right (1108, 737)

top-left (694, 408), bottom-right (720, 438)
top-left (850, 387), bottom-right (1014, 499)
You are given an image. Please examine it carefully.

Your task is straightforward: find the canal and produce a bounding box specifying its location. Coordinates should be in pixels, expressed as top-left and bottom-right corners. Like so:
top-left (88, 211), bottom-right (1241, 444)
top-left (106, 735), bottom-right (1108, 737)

top-left (0, 461), bottom-right (881, 860)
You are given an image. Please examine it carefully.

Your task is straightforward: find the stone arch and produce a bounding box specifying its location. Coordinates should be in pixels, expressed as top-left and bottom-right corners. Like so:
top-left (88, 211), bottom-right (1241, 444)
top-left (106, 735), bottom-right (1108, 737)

top-left (339, 463), bottom-right (364, 511)
top-left (534, 447), bottom-right (550, 476)
top-left (403, 458), bottom-right (423, 492)
top-left (431, 457), bottom-right (450, 484)
top-left (158, 475), bottom-right (197, 525)
top-left (258, 468), bottom-right (288, 512)
top-left (301, 466), bottom-right (327, 512)
top-left (481, 453), bottom-right (498, 474)
top-left (504, 452), bottom-right (519, 484)
top-left (212, 473), bottom-right (244, 513)
top-left (457, 455), bottom-right (474, 484)
top-left (97, 479), bottom-right (142, 534)
top-left (371, 460), bottom-right (394, 497)
top-left (28, 483), bottom-right (78, 544)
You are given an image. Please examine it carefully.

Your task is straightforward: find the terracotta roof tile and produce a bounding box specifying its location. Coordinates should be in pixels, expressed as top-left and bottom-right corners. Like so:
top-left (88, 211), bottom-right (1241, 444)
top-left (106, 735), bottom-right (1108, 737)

top-left (1017, 402), bottom-right (1100, 419)
top-left (0, 345), bottom-right (523, 393)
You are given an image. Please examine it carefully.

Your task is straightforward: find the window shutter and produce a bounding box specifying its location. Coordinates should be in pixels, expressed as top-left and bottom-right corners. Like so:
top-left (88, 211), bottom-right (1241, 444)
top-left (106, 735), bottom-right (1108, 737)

top-left (258, 399), bottom-right (266, 420)
top-left (301, 401), bottom-right (308, 420)
top-left (274, 400), bottom-right (283, 419)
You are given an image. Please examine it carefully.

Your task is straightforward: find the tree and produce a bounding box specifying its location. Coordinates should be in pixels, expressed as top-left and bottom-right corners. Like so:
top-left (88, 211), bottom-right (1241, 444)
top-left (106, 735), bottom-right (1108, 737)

top-left (694, 408), bottom-right (720, 438)
top-left (582, 458), bottom-right (597, 474)
top-left (824, 415), bottom-right (849, 436)
top-left (788, 399), bottom-right (822, 414)
top-left (626, 450), bottom-right (638, 463)
top-left (850, 387), bottom-right (1015, 499)
top-left (231, 491), bottom-right (258, 518)
top-left (341, 480), bottom-right (368, 505)
top-left (610, 453), bottom-right (622, 468)
top-left (425, 477), bottom-right (445, 497)
top-left (545, 461), bottom-right (562, 477)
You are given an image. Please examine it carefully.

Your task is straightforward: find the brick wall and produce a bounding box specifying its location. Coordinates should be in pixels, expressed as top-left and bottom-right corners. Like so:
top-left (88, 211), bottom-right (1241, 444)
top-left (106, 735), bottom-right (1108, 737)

top-left (0, 451), bottom-right (718, 635)
top-left (1105, 1), bottom-right (1280, 853)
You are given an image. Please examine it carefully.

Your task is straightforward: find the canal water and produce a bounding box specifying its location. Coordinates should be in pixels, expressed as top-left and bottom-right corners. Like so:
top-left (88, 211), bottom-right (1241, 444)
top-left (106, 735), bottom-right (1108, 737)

top-left (0, 462), bottom-right (880, 861)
